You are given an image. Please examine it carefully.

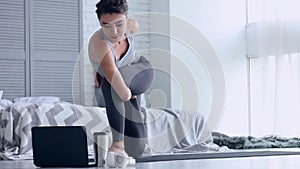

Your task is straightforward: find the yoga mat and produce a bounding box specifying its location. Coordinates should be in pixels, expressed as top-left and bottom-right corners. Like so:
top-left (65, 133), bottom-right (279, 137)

top-left (136, 148), bottom-right (300, 163)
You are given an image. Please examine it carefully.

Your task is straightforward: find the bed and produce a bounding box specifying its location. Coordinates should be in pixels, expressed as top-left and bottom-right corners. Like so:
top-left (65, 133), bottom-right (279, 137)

top-left (0, 96), bottom-right (222, 160)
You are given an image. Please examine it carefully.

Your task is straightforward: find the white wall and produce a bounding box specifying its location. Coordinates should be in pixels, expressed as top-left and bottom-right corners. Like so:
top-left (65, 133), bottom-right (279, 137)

top-left (170, 0), bottom-right (249, 136)
top-left (147, 0), bottom-right (171, 108)
top-left (82, 0), bottom-right (100, 106)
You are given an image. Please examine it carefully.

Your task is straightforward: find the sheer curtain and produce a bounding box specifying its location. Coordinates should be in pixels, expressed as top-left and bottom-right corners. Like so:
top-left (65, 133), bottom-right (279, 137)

top-left (247, 0), bottom-right (300, 137)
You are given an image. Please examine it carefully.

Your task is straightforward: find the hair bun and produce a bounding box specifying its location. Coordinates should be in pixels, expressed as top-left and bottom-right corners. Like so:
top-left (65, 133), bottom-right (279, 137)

top-left (113, 0), bottom-right (126, 6)
top-left (95, 0), bottom-right (129, 20)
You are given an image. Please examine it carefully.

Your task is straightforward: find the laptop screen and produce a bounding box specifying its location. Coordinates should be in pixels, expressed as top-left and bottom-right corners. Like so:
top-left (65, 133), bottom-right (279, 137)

top-left (32, 126), bottom-right (95, 167)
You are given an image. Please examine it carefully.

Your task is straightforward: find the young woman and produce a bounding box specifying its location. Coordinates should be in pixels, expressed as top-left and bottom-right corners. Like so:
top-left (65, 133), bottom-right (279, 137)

top-left (89, 0), bottom-right (154, 158)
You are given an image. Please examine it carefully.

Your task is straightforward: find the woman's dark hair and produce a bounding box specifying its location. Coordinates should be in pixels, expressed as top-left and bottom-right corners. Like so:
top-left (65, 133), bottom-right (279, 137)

top-left (95, 0), bottom-right (128, 20)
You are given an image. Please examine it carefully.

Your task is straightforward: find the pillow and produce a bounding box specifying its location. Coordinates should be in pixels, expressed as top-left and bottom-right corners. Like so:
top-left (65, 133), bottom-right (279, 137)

top-left (13, 96), bottom-right (60, 104)
top-left (0, 99), bottom-right (13, 110)
top-left (0, 90), bottom-right (3, 99)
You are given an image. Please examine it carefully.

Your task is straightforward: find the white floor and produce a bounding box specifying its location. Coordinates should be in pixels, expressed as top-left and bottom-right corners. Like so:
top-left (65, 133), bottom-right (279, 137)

top-left (2, 155), bottom-right (300, 169)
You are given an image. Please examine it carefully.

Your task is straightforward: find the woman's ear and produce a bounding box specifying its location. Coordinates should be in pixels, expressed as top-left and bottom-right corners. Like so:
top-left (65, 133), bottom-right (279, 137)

top-left (98, 18), bottom-right (102, 26)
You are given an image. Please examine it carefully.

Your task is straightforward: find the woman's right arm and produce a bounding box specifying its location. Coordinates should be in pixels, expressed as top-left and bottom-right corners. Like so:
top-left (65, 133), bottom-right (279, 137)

top-left (89, 33), bottom-right (132, 101)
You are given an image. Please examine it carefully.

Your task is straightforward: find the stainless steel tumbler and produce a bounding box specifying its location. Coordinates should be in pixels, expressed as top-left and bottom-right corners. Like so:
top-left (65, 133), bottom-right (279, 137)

top-left (93, 131), bottom-right (109, 167)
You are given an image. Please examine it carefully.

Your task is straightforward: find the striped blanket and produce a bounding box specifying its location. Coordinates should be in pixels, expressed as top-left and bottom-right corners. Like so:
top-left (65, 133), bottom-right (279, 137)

top-left (0, 102), bottom-right (109, 160)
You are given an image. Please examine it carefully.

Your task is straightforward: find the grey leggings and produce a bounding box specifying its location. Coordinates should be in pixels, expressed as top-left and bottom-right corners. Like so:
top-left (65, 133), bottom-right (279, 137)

top-left (101, 56), bottom-right (154, 158)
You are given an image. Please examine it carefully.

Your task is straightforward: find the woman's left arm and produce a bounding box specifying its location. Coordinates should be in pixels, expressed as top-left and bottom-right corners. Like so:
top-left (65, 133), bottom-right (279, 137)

top-left (127, 18), bottom-right (139, 36)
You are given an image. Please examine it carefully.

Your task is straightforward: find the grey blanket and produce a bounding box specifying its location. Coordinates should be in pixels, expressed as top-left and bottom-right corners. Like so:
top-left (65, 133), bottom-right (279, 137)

top-left (212, 132), bottom-right (300, 149)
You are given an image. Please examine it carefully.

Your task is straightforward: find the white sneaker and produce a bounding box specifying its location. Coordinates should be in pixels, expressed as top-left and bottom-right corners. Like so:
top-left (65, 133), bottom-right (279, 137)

top-left (106, 151), bottom-right (136, 168)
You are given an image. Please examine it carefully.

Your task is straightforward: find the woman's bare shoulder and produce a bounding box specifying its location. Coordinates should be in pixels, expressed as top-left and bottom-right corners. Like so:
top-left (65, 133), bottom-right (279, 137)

top-left (89, 31), bottom-right (110, 63)
top-left (89, 31), bottom-right (107, 50)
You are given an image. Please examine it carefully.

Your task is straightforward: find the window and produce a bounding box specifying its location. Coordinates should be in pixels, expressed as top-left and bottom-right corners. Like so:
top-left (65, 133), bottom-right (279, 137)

top-left (246, 0), bottom-right (300, 137)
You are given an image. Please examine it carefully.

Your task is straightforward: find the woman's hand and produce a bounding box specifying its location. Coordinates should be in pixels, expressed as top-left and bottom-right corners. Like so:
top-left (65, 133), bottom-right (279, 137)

top-left (127, 18), bottom-right (139, 36)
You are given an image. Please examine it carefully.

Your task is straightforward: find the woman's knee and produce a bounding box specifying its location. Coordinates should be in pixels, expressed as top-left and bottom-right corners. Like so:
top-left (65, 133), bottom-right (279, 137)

top-left (129, 68), bottom-right (154, 95)
top-left (119, 57), bottom-right (155, 95)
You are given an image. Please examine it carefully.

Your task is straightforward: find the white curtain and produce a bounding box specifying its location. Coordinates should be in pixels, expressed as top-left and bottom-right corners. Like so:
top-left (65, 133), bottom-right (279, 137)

top-left (247, 0), bottom-right (300, 137)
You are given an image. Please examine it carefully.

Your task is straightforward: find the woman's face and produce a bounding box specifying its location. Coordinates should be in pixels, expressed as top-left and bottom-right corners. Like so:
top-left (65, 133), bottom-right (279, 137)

top-left (100, 13), bottom-right (127, 43)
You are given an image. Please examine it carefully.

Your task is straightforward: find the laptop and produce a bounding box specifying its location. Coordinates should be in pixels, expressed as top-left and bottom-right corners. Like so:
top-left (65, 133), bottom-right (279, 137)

top-left (31, 126), bottom-right (96, 167)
